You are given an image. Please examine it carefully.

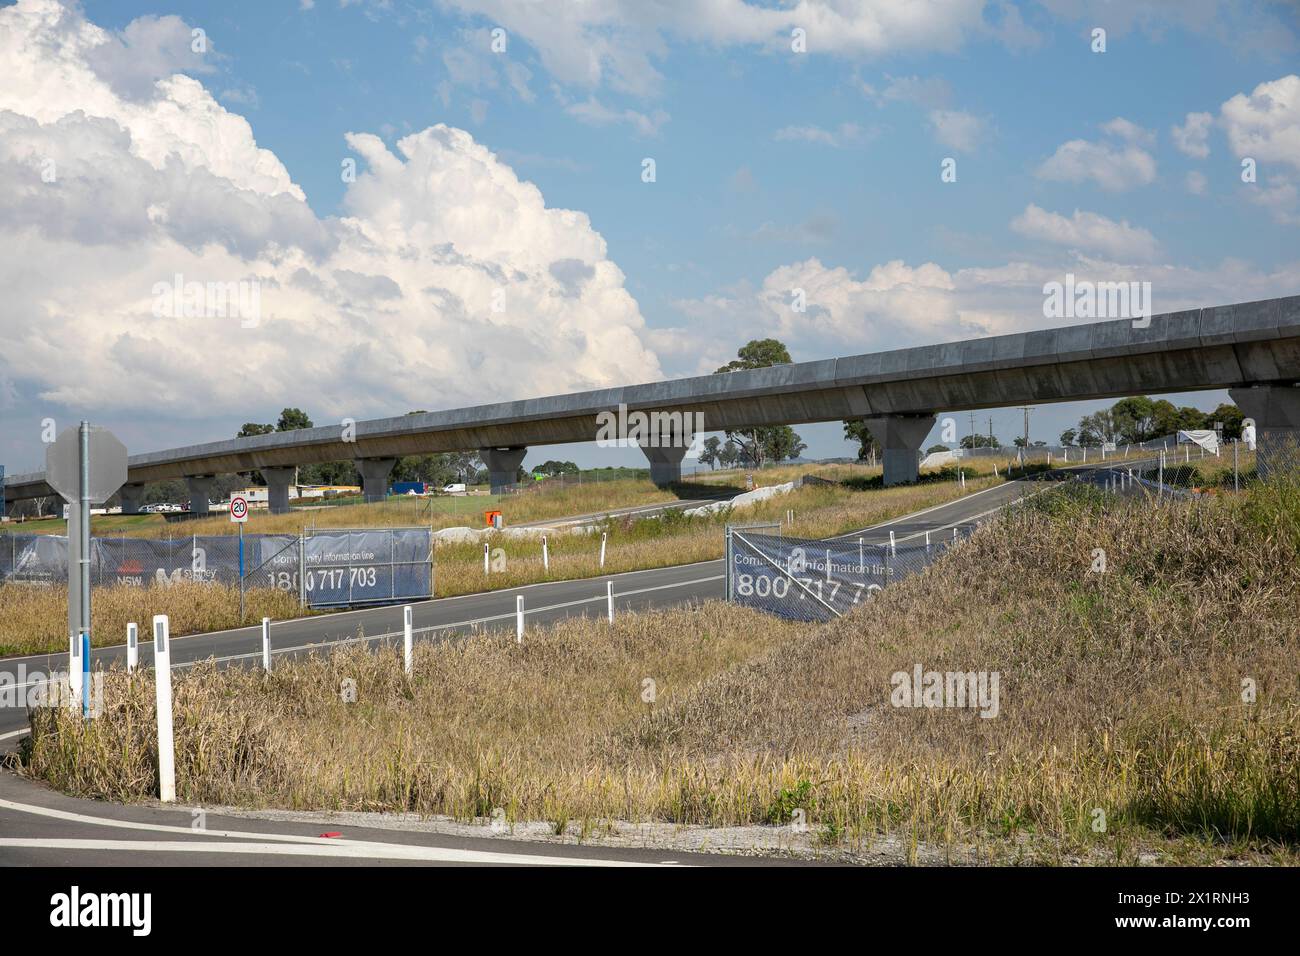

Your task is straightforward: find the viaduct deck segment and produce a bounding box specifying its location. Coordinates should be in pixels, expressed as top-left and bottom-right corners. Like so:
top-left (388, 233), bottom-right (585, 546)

top-left (5, 294), bottom-right (1299, 511)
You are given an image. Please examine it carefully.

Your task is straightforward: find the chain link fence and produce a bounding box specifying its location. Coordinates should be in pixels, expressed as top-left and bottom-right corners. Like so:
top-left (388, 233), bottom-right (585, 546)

top-left (726, 522), bottom-right (976, 622)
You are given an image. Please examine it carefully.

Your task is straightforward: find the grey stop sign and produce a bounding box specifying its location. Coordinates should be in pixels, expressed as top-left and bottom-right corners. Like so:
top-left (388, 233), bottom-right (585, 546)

top-left (46, 425), bottom-right (128, 503)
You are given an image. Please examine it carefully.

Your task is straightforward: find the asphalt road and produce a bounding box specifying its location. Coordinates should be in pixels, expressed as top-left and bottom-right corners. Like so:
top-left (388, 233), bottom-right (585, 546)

top-left (0, 472), bottom-right (1060, 744)
top-left (0, 466), bottom-right (1110, 866)
top-left (0, 771), bottom-right (814, 866)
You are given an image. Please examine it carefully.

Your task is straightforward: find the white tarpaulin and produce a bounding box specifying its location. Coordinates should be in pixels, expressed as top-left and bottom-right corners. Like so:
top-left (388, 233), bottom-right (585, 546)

top-left (920, 450), bottom-right (957, 468)
top-left (1178, 429), bottom-right (1220, 454)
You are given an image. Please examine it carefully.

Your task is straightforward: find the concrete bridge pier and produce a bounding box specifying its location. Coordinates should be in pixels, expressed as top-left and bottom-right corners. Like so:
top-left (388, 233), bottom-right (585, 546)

top-left (185, 475), bottom-right (216, 515)
top-left (640, 441), bottom-right (689, 487)
top-left (479, 446), bottom-right (527, 494)
top-left (1229, 384), bottom-right (1300, 480)
top-left (862, 414), bottom-right (936, 486)
top-left (118, 483), bottom-right (146, 515)
top-left (260, 466), bottom-right (297, 514)
top-left (356, 458), bottom-right (397, 503)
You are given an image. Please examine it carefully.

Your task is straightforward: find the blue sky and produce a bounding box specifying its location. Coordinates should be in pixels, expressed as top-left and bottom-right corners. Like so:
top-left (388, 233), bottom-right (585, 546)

top-left (2, 0), bottom-right (1299, 474)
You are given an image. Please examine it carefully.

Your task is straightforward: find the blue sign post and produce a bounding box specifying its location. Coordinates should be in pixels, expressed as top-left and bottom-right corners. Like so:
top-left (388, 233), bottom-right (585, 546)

top-left (80, 633), bottom-right (90, 718)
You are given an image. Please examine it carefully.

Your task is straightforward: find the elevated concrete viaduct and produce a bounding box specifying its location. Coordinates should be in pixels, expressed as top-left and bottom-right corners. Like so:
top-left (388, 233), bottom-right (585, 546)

top-left (5, 294), bottom-right (1299, 512)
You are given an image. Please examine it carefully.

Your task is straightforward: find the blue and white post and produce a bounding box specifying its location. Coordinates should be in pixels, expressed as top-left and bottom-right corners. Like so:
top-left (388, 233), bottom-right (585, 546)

top-left (80, 633), bottom-right (90, 718)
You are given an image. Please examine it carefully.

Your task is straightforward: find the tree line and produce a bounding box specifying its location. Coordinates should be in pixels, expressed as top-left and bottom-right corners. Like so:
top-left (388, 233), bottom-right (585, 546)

top-left (237, 409), bottom-right (483, 489)
top-left (1059, 396), bottom-right (1243, 447)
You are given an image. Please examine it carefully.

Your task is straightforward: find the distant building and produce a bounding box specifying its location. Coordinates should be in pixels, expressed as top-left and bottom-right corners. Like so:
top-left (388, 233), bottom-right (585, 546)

top-left (230, 484), bottom-right (361, 508)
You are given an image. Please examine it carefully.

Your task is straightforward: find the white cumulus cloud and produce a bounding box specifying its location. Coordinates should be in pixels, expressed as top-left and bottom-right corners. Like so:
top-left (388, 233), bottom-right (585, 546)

top-left (1220, 74), bottom-right (1300, 171)
top-left (0, 0), bottom-right (661, 438)
top-left (661, 250), bottom-right (1300, 375)
top-left (1010, 204), bottom-right (1161, 261)
top-left (440, 0), bottom-right (991, 98)
top-left (1036, 129), bottom-right (1158, 192)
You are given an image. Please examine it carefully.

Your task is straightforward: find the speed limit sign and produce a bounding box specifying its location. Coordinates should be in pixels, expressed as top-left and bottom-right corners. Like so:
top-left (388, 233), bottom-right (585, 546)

top-left (229, 495), bottom-right (249, 523)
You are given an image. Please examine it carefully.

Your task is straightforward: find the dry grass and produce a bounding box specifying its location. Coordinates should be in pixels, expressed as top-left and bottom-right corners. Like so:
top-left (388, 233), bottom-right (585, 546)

top-left (692, 452), bottom-right (1048, 488)
top-left (433, 473), bottom-right (1002, 597)
top-left (2, 477), bottom-right (691, 540)
top-left (0, 582), bottom-right (303, 658)
top-left (0, 474), bottom-right (999, 656)
top-left (1137, 448), bottom-right (1257, 491)
top-left (16, 470), bottom-right (1300, 863)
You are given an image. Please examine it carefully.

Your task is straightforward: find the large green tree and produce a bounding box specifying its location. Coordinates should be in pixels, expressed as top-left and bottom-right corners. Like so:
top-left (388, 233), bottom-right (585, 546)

top-left (1075, 397), bottom-right (1231, 447)
top-left (276, 408), bottom-right (313, 432)
top-left (1208, 402), bottom-right (1244, 440)
top-left (699, 436), bottom-right (723, 469)
top-left (714, 339), bottom-right (807, 467)
top-left (843, 420), bottom-right (880, 461)
top-left (1111, 396), bottom-right (1159, 444)
top-left (1077, 409), bottom-right (1117, 446)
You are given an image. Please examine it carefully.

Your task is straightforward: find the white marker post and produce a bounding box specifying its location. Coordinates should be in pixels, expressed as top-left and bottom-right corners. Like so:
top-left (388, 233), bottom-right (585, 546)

top-left (261, 617), bottom-right (271, 673)
top-left (600, 532), bottom-right (607, 569)
top-left (959, 470), bottom-right (965, 490)
top-left (925, 530), bottom-right (931, 551)
top-left (607, 581), bottom-right (614, 624)
top-left (153, 615), bottom-right (175, 803)
top-left (483, 541), bottom-right (490, 575)
top-left (403, 605), bottom-right (413, 675)
top-left (126, 623), bottom-right (138, 673)
top-left (889, 531), bottom-right (896, 556)
top-left (542, 536), bottom-right (549, 573)
top-left (515, 595), bottom-right (524, 644)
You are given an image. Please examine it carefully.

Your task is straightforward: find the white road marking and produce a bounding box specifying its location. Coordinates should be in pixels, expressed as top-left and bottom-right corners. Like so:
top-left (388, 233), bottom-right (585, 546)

top-left (171, 573), bottom-right (728, 669)
top-left (0, 798), bottom-right (671, 865)
top-left (1, 469), bottom-right (1082, 678)
top-left (0, 476), bottom-right (1031, 667)
top-left (0, 573), bottom-right (729, 681)
top-left (0, 838), bottom-right (659, 865)
top-left (825, 477), bottom-right (1015, 541)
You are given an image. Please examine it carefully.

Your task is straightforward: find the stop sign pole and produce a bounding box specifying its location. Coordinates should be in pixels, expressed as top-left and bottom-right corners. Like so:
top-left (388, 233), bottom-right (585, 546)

top-left (46, 421), bottom-right (127, 716)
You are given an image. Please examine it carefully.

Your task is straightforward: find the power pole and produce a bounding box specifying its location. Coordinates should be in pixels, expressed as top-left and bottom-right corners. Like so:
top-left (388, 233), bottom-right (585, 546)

top-left (1017, 406), bottom-right (1034, 446)
top-left (1016, 406), bottom-right (1034, 464)
top-left (968, 412), bottom-right (977, 451)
